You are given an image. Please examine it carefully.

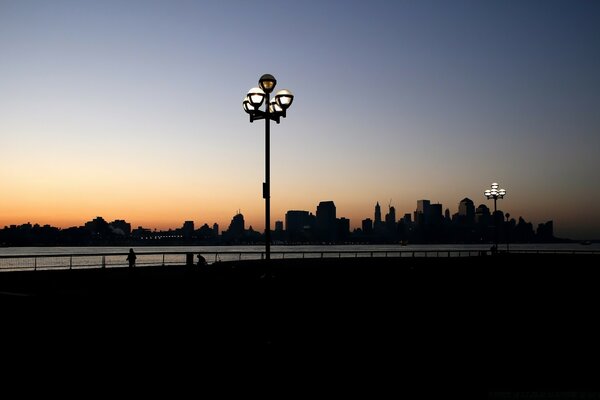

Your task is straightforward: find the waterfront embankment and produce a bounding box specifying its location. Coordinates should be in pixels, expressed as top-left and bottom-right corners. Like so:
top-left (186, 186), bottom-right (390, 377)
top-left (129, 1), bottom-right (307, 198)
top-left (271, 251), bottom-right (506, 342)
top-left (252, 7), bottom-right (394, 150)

top-left (2, 254), bottom-right (598, 390)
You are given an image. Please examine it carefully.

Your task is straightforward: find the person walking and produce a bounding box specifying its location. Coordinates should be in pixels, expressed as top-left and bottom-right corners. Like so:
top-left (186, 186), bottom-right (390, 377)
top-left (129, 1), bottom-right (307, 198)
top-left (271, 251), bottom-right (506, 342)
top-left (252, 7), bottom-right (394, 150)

top-left (126, 248), bottom-right (137, 268)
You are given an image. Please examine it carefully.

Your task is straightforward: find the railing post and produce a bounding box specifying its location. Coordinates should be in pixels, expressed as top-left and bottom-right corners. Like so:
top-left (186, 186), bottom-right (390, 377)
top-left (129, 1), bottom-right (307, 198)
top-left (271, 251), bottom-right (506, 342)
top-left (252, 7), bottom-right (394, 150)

top-left (239, 253), bottom-right (242, 261)
top-left (162, 254), bottom-right (165, 266)
top-left (102, 256), bottom-right (106, 269)
top-left (321, 252), bottom-right (323, 258)
top-left (34, 257), bottom-right (37, 271)
top-left (70, 256), bottom-right (73, 270)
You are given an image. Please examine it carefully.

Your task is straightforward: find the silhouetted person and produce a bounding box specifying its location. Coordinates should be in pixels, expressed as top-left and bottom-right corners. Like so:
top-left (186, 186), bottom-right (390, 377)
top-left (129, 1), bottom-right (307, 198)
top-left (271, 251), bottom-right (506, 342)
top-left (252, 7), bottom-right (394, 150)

top-left (127, 248), bottom-right (137, 267)
top-left (197, 253), bottom-right (207, 266)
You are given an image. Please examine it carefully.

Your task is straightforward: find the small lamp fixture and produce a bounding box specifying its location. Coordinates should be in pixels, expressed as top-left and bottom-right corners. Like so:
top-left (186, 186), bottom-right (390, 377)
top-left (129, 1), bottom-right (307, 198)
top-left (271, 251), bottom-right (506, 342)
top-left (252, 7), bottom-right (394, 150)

top-left (275, 89), bottom-right (294, 110)
top-left (243, 96), bottom-right (256, 114)
top-left (247, 87), bottom-right (266, 108)
top-left (259, 74), bottom-right (277, 94)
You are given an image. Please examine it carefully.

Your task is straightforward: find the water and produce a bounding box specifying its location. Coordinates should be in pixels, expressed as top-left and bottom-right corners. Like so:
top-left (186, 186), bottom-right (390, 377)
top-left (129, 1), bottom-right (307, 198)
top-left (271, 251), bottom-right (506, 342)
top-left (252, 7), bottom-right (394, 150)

top-left (0, 243), bottom-right (596, 257)
top-left (0, 243), bottom-right (597, 271)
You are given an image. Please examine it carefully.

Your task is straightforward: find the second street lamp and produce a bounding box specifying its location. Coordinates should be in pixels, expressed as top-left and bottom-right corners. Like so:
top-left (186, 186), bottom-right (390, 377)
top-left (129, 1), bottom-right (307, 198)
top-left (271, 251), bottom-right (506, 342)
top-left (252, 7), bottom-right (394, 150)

top-left (484, 182), bottom-right (507, 252)
top-left (243, 74), bottom-right (294, 260)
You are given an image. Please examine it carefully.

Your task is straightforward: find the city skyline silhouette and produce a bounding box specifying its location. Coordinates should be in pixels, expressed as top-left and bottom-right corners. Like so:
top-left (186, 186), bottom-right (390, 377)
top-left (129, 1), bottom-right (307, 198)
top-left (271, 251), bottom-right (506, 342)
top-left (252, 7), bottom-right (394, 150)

top-left (0, 194), bottom-right (564, 246)
top-left (1, 2), bottom-right (599, 240)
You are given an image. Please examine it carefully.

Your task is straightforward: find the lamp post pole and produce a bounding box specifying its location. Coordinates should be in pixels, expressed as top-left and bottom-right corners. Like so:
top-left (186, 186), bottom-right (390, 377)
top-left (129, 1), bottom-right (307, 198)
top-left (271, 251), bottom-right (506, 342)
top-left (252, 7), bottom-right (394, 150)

top-left (505, 212), bottom-right (511, 253)
top-left (243, 74), bottom-right (294, 261)
top-left (484, 182), bottom-right (507, 253)
top-left (264, 92), bottom-right (271, 259)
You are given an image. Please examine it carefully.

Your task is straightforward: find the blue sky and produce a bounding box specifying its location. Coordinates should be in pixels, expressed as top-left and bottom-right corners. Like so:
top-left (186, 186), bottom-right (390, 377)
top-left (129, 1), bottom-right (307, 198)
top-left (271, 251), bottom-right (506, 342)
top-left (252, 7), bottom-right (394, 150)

top-left (1, 0), bottom-right (599, 238)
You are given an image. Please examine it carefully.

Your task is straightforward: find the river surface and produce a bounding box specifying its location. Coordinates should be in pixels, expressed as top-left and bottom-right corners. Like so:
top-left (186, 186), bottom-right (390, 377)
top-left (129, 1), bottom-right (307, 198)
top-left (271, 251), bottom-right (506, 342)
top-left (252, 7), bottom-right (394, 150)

top-left (1, 243), bottom-right (596, 256)
top-left (0, 243), bottom-right (597, 270)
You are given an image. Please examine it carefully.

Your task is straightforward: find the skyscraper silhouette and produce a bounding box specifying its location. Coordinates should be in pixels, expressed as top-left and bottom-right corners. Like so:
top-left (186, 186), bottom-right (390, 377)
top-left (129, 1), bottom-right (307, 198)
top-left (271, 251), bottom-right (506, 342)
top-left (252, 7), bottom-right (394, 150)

top-left (317, 201), bottom-right (337, 242)
top-left (374, 202), bottom-right (383, 231)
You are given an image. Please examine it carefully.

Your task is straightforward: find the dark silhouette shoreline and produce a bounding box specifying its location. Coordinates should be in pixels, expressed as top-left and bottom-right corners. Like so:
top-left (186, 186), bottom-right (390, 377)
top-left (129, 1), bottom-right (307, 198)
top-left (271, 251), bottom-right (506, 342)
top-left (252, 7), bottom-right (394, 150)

top-left (2, 254), bottom-right (598, 392)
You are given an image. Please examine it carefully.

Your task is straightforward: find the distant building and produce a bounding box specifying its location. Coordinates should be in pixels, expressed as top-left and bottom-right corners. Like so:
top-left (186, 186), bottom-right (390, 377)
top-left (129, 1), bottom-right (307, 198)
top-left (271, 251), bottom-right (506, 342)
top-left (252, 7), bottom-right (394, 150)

top-left (182, 221), bottom-right (194, 238)
top-left (198, 223), bottom-right (211, 236)
top-left (417, 200), bottom-right (430, 214)
top-left (385, 205), bottom-right (396, 225)
top-left (374, 202), bottom-right (382, 230)
top-left (213, 223), bottom-right (219, 237)
top-left (537, 220), bottom-right (554, 242)
top-left (429, 203), bottom-right (443, 226)
top-left (475, 204), bottom-right (490, 225)
top-left (415, 200), bottom-right (430, 226)
top-left (337, 217), bottom-right (350, 241)
top-left (362, 218), bottom-right (373, 235)
top-left (109, 219), bottom-right (131, 236)
top-left (316, 201), bottom-right (337, 242)
top-left (458, 198), bottom-right (475, 225)
top-left (85, 216), bottom-right (108, 234)
top-left (286, 210), bottom-right (314, 242)
top-left (224, 212), bottom-right (245, 242)
top-left (385, 205), bottom-right (396, 235)
top-left (275, 221), bottom-right (284, 232)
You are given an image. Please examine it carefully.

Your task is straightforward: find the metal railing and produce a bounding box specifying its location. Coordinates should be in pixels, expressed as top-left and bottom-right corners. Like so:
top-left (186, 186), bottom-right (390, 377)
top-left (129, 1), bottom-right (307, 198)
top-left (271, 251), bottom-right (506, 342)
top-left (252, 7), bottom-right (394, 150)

top-left (0, 248), bottom-right (598, 272)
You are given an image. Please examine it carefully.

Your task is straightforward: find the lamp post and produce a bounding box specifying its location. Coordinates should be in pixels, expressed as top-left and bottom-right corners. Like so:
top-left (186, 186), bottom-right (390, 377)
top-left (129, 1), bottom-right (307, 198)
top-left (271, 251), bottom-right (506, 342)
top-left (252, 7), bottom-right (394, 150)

top-left (243, 74), bottom-right (294, 260)
top-left (505, 212), bottom-right (511, 253)
top-left (484, 182), bottom-right (506, 252)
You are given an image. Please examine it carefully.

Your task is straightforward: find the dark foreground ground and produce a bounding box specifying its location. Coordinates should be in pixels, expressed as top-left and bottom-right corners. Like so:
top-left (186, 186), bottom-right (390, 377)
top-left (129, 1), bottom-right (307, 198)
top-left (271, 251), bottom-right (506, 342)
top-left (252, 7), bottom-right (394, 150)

top-left (2, 254), bottom-right (599, 395)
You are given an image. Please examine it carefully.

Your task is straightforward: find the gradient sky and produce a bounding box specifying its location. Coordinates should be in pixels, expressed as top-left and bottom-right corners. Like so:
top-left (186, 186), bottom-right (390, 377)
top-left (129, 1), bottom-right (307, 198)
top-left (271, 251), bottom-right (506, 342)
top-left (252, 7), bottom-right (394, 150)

top-left (1, 0), bottom-right (599, 239)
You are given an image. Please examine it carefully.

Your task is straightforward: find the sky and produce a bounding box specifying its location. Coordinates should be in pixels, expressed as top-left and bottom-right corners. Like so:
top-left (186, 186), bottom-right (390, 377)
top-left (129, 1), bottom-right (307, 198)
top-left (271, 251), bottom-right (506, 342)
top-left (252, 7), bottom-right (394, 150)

top-left (1, 0), bottom-right (599, 239)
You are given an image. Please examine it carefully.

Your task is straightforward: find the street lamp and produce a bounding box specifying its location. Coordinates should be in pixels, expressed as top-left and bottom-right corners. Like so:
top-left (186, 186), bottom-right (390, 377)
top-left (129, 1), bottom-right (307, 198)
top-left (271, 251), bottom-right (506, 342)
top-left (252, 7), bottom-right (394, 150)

top-left (243, 74), bottom-right (294, 260)
top-left (484, 182), bottom-right (507, 252)
top-left (505, 212), bottom-right (511, 253)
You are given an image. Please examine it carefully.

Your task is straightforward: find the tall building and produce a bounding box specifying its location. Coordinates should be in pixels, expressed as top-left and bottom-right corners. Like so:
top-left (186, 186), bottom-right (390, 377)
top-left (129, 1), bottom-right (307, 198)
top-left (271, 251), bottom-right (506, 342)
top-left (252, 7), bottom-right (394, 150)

top-left (374, 202), bottom-right (382, 225)
top-left (429, 203), bottom-right (443, 226)
top-left (225, 212), bottom-right (245, 241)
top-left (212, 223), bottom-right (219, 237)
top-left (417, 200), bottom-right (430, 214)
top-left (317, 201), bottom-right (337, 242)
top-left (458, 198), bottom-right (475, 224)
top-left (286, 210), bottom-right (314, 242)
top-left (385, 205), bottom-right (396, 234)
top-left (385, 205), bottom-right (396, 224)
top-left (415, 200), bottom-right (431, 226)
top-left (362, 218), bottom-right (373, 235)
top-left (182, 221), bottom-right (194, 238)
